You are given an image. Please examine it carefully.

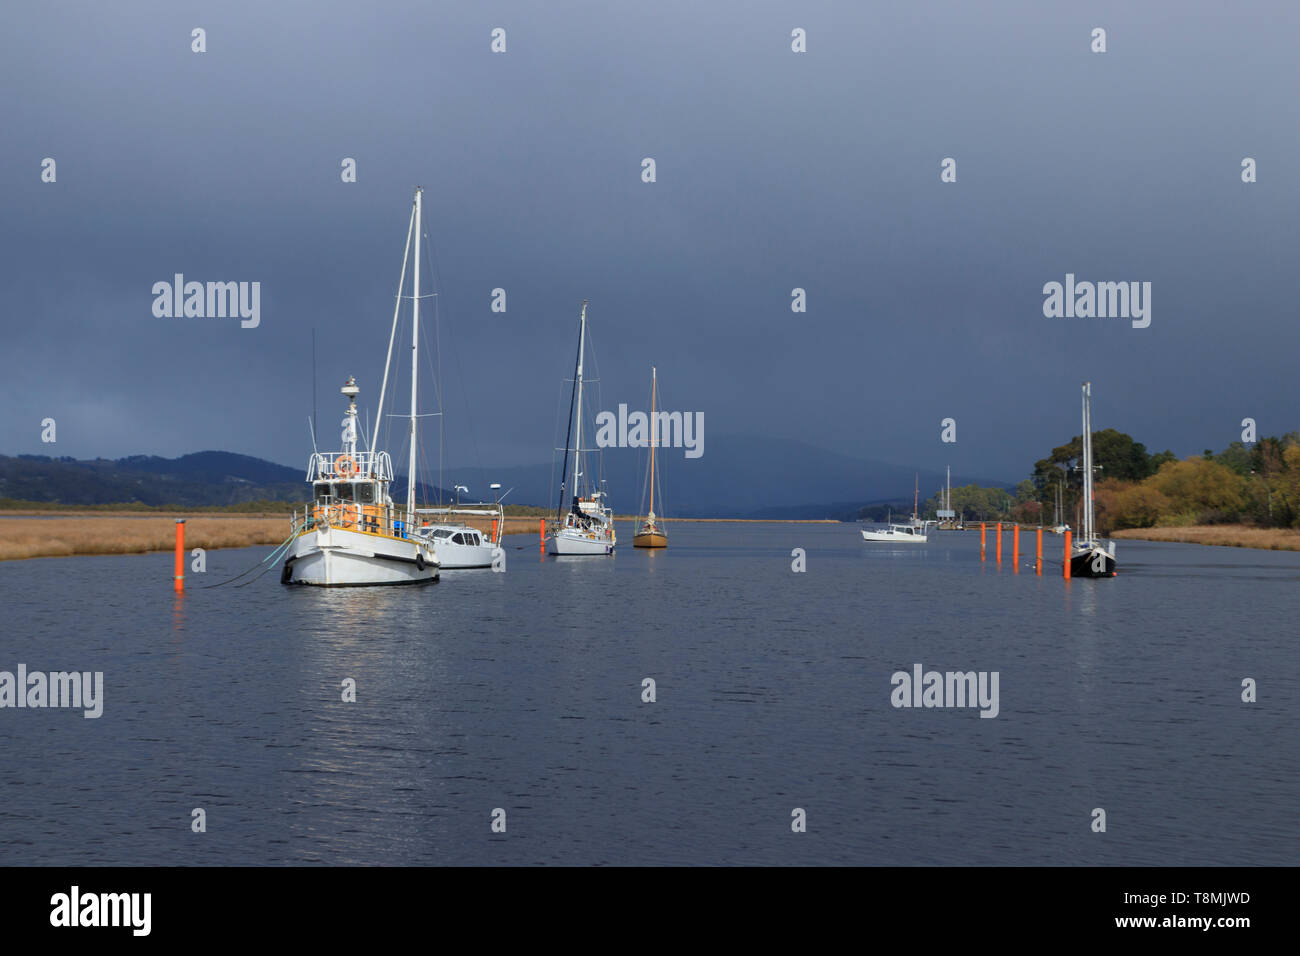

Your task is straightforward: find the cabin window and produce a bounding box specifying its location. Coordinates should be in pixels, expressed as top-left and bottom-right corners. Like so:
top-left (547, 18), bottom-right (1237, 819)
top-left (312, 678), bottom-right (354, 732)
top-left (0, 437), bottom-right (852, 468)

top-left (333, 483), bottom-right (354, 501)
top-left (314, 482), bottom-right (330, 502)
top-left (469, 534), bottom-right (480, 546)
top-left (356, 483), bottom-right (375, 504)
top-left (452, 533), bottom-right (465, 545)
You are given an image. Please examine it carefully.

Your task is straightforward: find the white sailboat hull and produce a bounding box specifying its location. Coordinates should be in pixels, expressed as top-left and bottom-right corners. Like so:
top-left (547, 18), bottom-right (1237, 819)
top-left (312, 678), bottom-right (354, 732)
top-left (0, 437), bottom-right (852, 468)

top-left (546, 529), bottom-right (614, 555)
top-left (284, 526), bottom-right (438, 586)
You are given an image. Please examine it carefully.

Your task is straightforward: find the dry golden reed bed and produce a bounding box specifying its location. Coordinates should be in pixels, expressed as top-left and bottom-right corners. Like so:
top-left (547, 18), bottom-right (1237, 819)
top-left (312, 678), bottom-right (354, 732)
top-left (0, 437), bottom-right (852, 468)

top-left (0, 513), bottom-right (840, 561)
top-left (0, 516), bottom-right (291, 562)
top-left (1110, 524), bottom-right (1300, 551)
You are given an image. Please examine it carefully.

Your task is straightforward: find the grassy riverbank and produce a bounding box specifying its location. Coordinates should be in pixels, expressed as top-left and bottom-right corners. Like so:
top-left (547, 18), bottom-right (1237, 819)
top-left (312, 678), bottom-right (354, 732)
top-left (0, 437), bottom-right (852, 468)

top-left (0, 516), bottom-right (290, 562)
top-left (1110, 524), bottom-right (1300, 551)
top-left (0, 513), bottom-right (840, 561)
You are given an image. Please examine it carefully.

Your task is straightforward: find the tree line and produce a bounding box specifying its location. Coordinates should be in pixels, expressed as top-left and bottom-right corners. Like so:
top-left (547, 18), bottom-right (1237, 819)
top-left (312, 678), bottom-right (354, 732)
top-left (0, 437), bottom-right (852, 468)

top-left (913, 429), bottom-right (1300, 532)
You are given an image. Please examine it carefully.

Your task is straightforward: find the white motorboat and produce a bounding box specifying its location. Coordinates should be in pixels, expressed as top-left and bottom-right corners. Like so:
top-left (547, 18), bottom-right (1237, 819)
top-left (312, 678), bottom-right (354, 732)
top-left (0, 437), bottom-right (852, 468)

top-left (861, 522), bottom-right (929, 543)
top-left (414, 493), bottom-right (505, 569)
top-left (861, 474), bottom-right (930, 543)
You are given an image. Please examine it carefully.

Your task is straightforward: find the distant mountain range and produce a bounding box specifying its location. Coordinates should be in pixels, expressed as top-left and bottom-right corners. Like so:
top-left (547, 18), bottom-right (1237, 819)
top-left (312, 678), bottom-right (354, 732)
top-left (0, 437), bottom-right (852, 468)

top-left (1, 438), bottom-right (1010, 517)
top-left (0, 452), bottom-right (446, 508)
top-left (452, 434), bottom-right (1005, 519)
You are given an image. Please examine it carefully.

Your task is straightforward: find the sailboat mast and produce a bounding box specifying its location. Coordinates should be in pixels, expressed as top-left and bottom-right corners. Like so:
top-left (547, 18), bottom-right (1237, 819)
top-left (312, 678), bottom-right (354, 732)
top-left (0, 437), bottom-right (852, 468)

top-left (371, 204), bottom-right (415, 458)
top-left (914, 473), bottom-right (919, 521)
top-left (649, 366), bottom-right (657, 518)
top-left (1082, 381), bottom-right (1093, 544)
top-left (573, 301), bottom-right (587, 510)
top-left (407, 187), bottom-right (422, 518)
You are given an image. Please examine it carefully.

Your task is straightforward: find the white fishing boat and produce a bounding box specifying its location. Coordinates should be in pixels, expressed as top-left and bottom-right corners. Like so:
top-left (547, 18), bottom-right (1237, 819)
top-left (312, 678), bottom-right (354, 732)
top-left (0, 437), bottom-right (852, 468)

top-left (547, 301), bottom-right (616, 555)
top-left (1069, 381), bottom-right (1117, 578)
top-left (282, 378), bottom-right (438, 586)
top-left (861, 475), bottom-right (930, 543)
top-left (282, 188), bottom-right (441, 586)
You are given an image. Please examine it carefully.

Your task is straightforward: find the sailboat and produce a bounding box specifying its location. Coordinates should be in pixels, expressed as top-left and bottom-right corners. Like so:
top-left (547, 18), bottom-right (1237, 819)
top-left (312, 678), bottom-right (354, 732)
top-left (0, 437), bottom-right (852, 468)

top-left (861, 474), bottom-right (929, 543)
top-left (282, 188), bottom-right (439, 586)
top-left (1049, 482), bottom-right (1069, 535)
top-left (547, 301), bottom-right (616, 555)
top-left (633, 366), bottom-right (668, 548)
top-left (936, 465), bottom-right (962, 529)
top-left (1069, 381), bottom-right (1117, 578)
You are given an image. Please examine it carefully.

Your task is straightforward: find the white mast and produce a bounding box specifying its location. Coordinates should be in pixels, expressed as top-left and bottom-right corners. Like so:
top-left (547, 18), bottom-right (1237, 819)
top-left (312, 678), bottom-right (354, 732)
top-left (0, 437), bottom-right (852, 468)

top-left (648, 365), bottom-right (657, 522)
top-left (371, 204), bottom-right (415, 458)
top-left (572, 301), bottom-right (587, 510)
top-left (407, 187), bottom-right (422, 519)
top-left (1082, 381), bottom-right (1094, 544)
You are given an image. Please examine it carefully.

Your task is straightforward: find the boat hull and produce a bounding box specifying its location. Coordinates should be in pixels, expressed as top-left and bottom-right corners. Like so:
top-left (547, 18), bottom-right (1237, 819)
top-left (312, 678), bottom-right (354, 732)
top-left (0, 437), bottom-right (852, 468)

top-left (546, 530), bottom-right (614, 555)
top-left (283, 526), bottom-right (438, 586)
top-left (429, 541), bottom-right (497, 569)
top-left (861, 529), bottom-right (928, 543)
top-left (1070, 545), bottom-right (1116, 578)
top-left (633, 531), bottom-right (668, 548)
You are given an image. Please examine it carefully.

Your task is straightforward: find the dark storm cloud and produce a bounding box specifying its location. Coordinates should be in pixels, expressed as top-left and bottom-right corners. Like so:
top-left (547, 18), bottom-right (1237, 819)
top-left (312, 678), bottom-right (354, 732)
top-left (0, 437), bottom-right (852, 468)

top-left (3, 0), bottom-right (1297, 485)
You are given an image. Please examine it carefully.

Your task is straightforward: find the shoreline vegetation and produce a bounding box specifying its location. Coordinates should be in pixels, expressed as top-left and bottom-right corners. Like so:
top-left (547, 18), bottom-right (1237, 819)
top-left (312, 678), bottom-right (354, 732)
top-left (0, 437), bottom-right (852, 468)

top-left (911, 430), bottom-right (1300, 554)
top-left (1110, 525), bottom-right (1300, 551)
top-left (0, 513), bottom-right (837, 562)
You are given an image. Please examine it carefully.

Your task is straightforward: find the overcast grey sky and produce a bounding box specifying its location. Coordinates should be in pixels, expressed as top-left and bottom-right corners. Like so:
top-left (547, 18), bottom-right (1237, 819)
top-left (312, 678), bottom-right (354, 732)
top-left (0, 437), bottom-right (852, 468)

top-left (3, 0), bottom-right (1297, 483)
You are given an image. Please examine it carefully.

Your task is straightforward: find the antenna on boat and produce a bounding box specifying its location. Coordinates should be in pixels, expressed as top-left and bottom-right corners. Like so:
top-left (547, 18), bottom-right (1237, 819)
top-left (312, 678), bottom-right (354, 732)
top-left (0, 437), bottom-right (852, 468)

top-left (312, 327), bottom-right (318, 441)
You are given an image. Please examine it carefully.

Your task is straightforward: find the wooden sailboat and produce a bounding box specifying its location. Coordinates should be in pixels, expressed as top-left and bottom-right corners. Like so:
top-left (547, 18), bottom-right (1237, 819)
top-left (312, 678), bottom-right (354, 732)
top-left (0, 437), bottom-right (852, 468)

top-left (633, 366), bottom-right (668, 548)
top-left (1069, 381), bottom-right (1117, 578)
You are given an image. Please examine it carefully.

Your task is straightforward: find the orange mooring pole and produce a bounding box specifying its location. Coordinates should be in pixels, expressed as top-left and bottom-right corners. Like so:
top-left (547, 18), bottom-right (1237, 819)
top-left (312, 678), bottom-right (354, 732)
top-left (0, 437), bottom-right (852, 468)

top-left (173, 519), bottom-right (185, 593)
top-left (492, 518), bottom-right (499, 544)
top-left (980, 523), bottom-right (986, 561)
top-left (1063, 529), bottom-right (1072, 579)
top-left (1012, 524), bottom-right (1020, 572)
top-left (996, 523), bottom-right (1003, 564)
top-left (539, 518), bottom-right (546, 553)
top-left (1035, 527), bottom-right (1043, 576)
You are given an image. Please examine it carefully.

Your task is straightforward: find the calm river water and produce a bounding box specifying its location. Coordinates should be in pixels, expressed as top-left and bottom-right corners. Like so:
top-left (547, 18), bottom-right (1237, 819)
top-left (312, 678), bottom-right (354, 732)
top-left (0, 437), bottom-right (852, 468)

top-left (0, 523), bottom-right (1295, 865)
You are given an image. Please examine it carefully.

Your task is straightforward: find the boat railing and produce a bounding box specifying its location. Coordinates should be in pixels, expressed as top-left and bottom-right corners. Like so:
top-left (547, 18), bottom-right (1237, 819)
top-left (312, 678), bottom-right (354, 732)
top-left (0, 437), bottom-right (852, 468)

top-left (307, 450), bottom-right (394, 482)
top-left (414, 503), bottom-right (506, 544)
top-left (291, 494), bottom-right (425, 539)
top-left (415, 503), bottom-right (504, 519)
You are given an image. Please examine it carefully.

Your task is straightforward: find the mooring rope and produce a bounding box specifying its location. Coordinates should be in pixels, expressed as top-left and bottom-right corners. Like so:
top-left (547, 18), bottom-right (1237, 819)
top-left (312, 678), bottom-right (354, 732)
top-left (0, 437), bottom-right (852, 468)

top-left (198, 526), bottom-right (301, 589)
